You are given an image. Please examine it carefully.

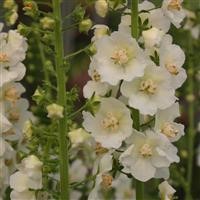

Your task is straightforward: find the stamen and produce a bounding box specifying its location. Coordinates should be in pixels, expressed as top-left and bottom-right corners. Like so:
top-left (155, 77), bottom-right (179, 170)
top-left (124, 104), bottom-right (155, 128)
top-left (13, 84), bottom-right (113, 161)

top-left (167, 0), bottom-right (181, 11)
top-left (111, 48), bottom-right (129, 65)
top-left (161, 122), bottom-right (178, 138)
top-left (165, 64), bottom-right (179, 75)
top-left (139, 143), bottom-right (153, 157)
top-left (0, 53), bottom-right (9, 63)
top-left (102, 112), bottom-right (119, 131)
top-left (140, 79), bottom-right (157, 94)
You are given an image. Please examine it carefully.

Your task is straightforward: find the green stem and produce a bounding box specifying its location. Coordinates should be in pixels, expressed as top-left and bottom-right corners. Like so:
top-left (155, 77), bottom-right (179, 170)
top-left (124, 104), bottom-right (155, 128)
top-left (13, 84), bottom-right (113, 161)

top-left (64, 45), bottom-right (90, 59)
top-left (52, 1), bottom-right (69, 199)
top-left (131, 1), bottom-right (144, 199)
top-left (131, 0), bottom-right (139, 39)
top-left (186, 33), bottom-right (195, 200)
top-left (37, 37), bottom-right (51, 96)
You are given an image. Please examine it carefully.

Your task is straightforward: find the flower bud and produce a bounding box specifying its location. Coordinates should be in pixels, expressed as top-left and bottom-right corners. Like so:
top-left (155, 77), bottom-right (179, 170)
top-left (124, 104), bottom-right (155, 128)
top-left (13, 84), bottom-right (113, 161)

top-left (68, 128), bottom-right (90, 146)
top-left (3, 0), bottom-right (16, 9)
top-left (142, 27), bottom-right (164, 48)
top-left (8, 10), bottom-right (18, 25)
top-left (95, 0), bottom-right (108, 18)
top-left (40, 17), bottom-right (55, 30)
top-left (79, 19), bottom-right (93, 33)
top-left (91, 24), bottom-right (109, 41)
top-left (23, 1), bottom-right (38, 18)
top-left (46, 103), bottom-right (64, 119)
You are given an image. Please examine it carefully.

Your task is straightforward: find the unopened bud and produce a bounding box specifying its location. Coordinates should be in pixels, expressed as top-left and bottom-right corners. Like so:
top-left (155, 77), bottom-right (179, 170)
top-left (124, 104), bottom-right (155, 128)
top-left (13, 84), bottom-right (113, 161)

top-left (79, 19), bottom-right (92, 33)
top-left (95, 0), bottom-right (108, 18)
top-left (46, 103), bottom-right (64, 119)
top-left (40, 17), bottom-right (55, 30)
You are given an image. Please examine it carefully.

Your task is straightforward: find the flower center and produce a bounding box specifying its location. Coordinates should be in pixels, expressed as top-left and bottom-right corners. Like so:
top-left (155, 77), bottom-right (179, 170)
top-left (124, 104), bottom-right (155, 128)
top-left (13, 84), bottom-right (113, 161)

top-left (140, 79), bottom-right (157, 94)
top-left (161, 122), bottom-right (178, 138)
top-left (111, 48), bottom-right (129, 65)
top-left (0, 53), bottom-right (9, 63)
top-left (92, 69), bottom-right (101, 82)
top-left (167, 0), bottom-right (181, 11)
top-left (4, 86), bottom-right (19, 102)
top-left (102, 112), bottom-right (119, 131)
top-left (165, 64), bottom-right (179, 75)
top-left (139, 143), bottom-right (153, 157)
top-left (101, 174), bottom-right (113, 189)
top-left (8, 110), bottom-right (20, 122)
top-left (95, 142), bottom-right (108, 155)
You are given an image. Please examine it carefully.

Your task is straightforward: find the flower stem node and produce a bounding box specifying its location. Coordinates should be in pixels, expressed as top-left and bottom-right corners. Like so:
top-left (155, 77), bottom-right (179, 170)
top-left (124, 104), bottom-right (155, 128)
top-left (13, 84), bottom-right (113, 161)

top-left (46, 103), bottom-right (64, 119)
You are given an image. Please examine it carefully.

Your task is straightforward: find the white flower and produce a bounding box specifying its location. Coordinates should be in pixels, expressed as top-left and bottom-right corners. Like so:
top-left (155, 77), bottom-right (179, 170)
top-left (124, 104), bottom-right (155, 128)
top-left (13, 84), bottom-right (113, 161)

top-left (82, 97), bottom-right (132, 148)
top-left (3, 98), bottom-right (32, 141)
top-left (91, 24), bottom-right (109, 41)
top-left (10, 190), bottom-right (36, 200)
top-left (68, 128), bottom-right (91, 146)
top-left (112, 174), bottom-right (136, 200)
top-left (0, 82), bottom-right (25, 103)
top-left (83, 80), bottom-right (110, 99)
top-left (46, 103), bottom-right (64, 119)
top-left (88, 151), bottom-right (113, 200)
top-left (149, 9), bottom-right (171, 33)
top-left (17, 155), bottom-right (43, 190)
top-left (119, 129), bottom-right (179, 182)
top-left (162, 0), bottom-right (185, 28)
top-left (69, 159), bottom-right (87, 183)
top-left (94, 31), bottom-right (147, 85)
top-left (159, 43), bottom-right (186, 89)
top-left (121, 63), bottom-right (176, 115)
top-left (0, 112), bottom-right (12, 134)
top-left (142, 27), bottom-right (165, 49)
top-left (95, 0), bottom-right (108, 18)
top-left (0, 30), bottom-right (27, 68)
top-left (159, 181), bottom-right (176, 200)
top-left (10, 171), bottom-right (29, 192)
top-left (155, 103), bottom-right (185, 142)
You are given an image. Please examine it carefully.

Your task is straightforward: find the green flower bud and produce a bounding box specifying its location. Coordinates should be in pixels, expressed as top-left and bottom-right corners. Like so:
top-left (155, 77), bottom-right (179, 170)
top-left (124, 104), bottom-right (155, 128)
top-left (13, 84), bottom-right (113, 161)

top-left (79, 19), bottom-right (92, 33)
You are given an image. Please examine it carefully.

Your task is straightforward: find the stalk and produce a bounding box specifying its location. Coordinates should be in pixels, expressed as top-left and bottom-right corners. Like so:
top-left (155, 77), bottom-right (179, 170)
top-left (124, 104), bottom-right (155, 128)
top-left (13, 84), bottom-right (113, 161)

top-left (131, 1), bottom-right (144, 200)
top-left (186, 33), bottom-right (195, 200)
top-left (185, 1), bottom-right (195, 199)
top-left (52, 1), bottom-right (69, 199)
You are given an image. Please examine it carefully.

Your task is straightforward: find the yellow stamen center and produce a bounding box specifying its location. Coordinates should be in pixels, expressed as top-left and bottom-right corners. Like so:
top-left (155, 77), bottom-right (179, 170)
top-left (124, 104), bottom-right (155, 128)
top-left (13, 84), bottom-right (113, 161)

top-left (92, 69), bottom-right (101, 82)
top-left (139, 143), bottom-right (153, 157)
top-left (161, 122), bottom-right (178, 138)
top-left (101, 174), bottom-right (113, 189)
top-left (140, 79), bottom-right (157, 94)
top-left (9, 111), bottom-right (20, 122)
top-left (167, 0), bottom-right (181, 11)
top-left (95, 142), bottom-right (108, 155)
top-left (4, 86), bottom-right (19, 102)
top-left (0, 53), bottom-right (9, 63)
top-left (165, 64), bottom-right (179, 75)
top-left (111, 48), bottom-right (129, 65)
top-left (102, 112), bottom-right (119, 131)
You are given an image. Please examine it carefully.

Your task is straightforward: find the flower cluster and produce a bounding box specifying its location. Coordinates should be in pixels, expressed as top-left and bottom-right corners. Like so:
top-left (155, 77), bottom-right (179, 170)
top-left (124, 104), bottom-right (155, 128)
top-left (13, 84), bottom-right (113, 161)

top-left (0, 23), bottom-right (33, 198)
top-left (82, 0), bottom-right (186, 198)
top-left (10, 155), bottom-right (43, 200)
